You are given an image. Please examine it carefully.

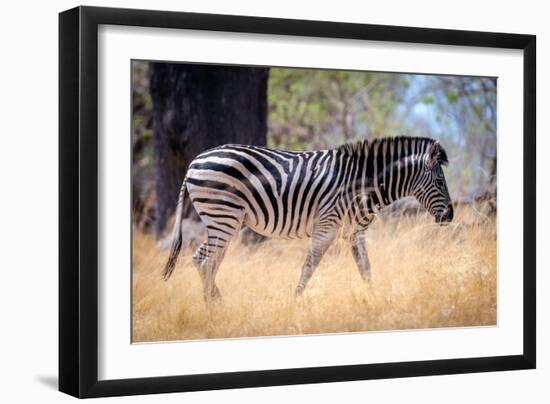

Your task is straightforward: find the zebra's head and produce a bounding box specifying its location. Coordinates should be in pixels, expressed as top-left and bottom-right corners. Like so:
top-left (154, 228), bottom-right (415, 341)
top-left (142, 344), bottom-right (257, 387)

top-left (412, 141), bottom-right (453, 224)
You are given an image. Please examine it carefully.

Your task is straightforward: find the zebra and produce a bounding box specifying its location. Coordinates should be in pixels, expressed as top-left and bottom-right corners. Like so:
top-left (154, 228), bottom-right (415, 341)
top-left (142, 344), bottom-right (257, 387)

top-left (162, 136), bottom-right (453, 301)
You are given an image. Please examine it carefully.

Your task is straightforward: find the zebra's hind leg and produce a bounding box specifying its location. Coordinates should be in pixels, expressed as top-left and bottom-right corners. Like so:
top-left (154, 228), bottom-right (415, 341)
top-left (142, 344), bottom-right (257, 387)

top-left (350, 231), bottom-right (372, 284)
top-left (295, 225), bottom-right (337, 297)
top-left (192, 236), bottom-right (229, 302)
top-left (192, 214), bottom-right (243, 302)
top-left (192, 243), bottom-right (225, 301)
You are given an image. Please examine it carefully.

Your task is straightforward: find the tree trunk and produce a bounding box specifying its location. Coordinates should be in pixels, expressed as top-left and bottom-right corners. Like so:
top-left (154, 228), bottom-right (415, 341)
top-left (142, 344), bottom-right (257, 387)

top-left (150, 63), bottom-right (269, 237)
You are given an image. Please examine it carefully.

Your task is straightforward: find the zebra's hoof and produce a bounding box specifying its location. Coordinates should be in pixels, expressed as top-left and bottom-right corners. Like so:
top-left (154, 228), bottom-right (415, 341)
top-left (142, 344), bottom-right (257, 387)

top-left (203, 287), bottom-right (222, 303)
top-left (211, 289), bottom-right (222, 300)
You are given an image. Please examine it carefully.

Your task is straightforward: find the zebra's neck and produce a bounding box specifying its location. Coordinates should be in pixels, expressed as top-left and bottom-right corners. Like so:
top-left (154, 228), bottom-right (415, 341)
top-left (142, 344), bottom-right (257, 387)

top-left (342, 137), bottom-right (431, 214)
top-left (374, 153), bottom-right (423, 208)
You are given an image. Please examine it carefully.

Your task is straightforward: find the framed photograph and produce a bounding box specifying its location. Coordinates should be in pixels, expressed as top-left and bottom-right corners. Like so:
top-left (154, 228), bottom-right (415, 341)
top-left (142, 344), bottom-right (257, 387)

top-left (59, 6), bottom-right (536, 398)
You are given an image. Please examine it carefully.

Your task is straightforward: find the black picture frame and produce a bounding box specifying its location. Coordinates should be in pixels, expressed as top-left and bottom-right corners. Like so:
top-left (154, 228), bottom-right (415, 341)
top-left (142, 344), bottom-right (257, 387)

top-left (59, 5), bottom-right (536, 398)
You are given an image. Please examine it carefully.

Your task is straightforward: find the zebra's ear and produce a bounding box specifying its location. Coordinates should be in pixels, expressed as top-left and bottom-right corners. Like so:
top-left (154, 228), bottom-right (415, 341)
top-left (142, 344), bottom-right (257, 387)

top-left (428, 141), bottom-right (447, 167)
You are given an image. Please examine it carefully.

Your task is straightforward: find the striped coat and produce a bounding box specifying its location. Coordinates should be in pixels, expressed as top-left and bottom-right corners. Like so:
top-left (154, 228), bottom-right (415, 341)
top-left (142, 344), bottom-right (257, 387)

top-left (163, 136), bottom-right (453, 301)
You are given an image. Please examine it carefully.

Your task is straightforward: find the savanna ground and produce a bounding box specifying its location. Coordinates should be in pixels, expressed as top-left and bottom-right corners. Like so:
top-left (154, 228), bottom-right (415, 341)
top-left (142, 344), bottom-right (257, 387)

top-left (132, 204), bottom-right (496, 343)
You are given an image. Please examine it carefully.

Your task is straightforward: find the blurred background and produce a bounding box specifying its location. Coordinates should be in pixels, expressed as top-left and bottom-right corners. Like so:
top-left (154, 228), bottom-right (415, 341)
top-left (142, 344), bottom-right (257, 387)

top-left (132, 61), bottom-right (496, 238)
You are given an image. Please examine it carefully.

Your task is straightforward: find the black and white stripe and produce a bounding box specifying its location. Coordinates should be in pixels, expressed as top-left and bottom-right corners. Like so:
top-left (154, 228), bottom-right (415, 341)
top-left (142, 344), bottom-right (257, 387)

top-left (163, 136), bottom-right (453, 300)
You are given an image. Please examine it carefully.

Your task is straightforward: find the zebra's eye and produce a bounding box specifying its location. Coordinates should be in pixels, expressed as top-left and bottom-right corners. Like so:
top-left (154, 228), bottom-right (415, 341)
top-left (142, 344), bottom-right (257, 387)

top-left (435, 178), bottom-right (445, 187)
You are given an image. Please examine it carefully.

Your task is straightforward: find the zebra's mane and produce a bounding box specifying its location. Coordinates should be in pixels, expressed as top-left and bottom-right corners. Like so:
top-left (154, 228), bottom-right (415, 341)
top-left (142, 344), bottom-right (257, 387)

top-left (337, 136), bottom-right (448, 165)
top-left (336, 140), bottom-right (368, 156)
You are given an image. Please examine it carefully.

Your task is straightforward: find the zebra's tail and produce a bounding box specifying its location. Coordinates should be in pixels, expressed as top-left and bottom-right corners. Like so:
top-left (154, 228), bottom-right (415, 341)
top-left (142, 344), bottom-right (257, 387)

top-left (162, 179), bottom-right (187, 281)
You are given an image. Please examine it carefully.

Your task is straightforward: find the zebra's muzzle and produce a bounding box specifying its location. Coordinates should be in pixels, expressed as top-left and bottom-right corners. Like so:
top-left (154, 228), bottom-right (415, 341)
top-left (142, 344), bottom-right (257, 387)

top-left (435, 205), bottom-right (454, 224)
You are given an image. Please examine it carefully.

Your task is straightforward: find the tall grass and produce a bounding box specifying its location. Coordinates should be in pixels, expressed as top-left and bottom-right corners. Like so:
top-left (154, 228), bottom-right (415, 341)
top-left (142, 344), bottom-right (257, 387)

top-left (132, 205), bottom-right (496, 342)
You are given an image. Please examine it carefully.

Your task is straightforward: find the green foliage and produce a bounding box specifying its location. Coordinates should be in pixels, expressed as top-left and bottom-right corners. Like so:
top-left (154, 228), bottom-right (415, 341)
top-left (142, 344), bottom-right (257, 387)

top-left (422, 96), bottom-right (435, 105)
top-left (446, 90), bottom-right (459, 104)
top-left (131, 61), bottom-right (155, 206)
top-left (267, 68), bottom-right (407, 150)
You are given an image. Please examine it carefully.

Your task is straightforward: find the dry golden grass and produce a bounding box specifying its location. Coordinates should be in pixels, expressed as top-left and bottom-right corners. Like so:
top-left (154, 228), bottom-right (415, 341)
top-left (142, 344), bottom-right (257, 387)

top-left (132, 205), bottom-right (496, 342)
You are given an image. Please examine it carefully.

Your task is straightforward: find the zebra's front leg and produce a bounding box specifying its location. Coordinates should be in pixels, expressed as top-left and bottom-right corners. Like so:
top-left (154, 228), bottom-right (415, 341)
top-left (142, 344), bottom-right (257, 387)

top-left (295, 227), bottom-right (337, 297)
top-left (350, 231), bottom-right (372, 284)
